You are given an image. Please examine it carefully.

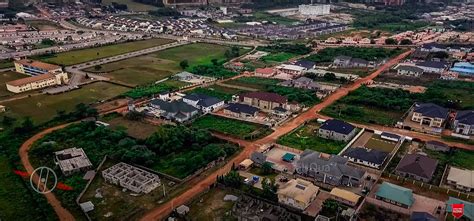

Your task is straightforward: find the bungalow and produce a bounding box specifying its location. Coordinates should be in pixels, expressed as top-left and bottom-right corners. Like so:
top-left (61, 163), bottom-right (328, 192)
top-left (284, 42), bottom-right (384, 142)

top-left (375, 182), bottom-right (415, 209)
top-left (277, 178), bottom-right (319, 210)
top-left (275, 64), bottom-right (307, 79)
top-left (395, 65), bottom-right (424, 77)
top-left (250, 151), bottom-right (267, 165)
top-left (272, 106), bottom-right (290, 118)
top-left (343, 148), bottom-right (389, 169)
top-left (425, 140), bottom-right (450, 152)
top-left (279, 76), bottom-right (320, 91)
top-left (445, 197), bottom-right (474, 221)
top-left (395, 154), bottom-right (438, 182)
top-left (224, 103), bottom-right (260, 118)
top-left (318, 119), bottom-right (357, 142)
top-left (446, 167), bottom-right (474, 192)
top-left (411, 103), bottom-right (449, 128)
top-left (182, 93), bottom-right (224, 113)
top-left (333, 56), bottom-right (352, 67)
top-left (293, 60), bottom-right (316, 70)
top-left (380, 132), bottom-right (401, 142)
top-left (296, 150), bottom-right (366, 187)
top-left (254, 67), bottom-right (275, 77)
top-left (415, 61), bottom-right (448, 74)
top-left (149, 99), bottom-right (199, 123)
top-left (236, 91), bottom-right (288, 112)
top-left (329, 188), bottom-right (361, 207)
top-left (453, 110), bottom-right (474, 136)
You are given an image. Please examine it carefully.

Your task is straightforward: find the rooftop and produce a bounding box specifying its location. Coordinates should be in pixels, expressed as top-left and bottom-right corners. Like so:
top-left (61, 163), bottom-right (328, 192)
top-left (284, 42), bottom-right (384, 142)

top-left (319, 119), bottom-right (355, 135)
top-left (446, 197), bottom-right (474, 220)
top-left (343, 147), bottom-right (389, 165)
top-left (225, 103), bottom-right (260, 115)
top-left (395, 154), bottom-right (438, 180)
top-left (413, 103), bottom-right (449, 119)
top-left (6, 73), bottom-right (56, 86)
top-left (447, 166), bottom-right (474, 189)
top-left (330, 188), bottom-right (361, 204)
top-left (376, 182), bottom-right (414, 207)
top-left (396, 65), bottom-right (424, 73)
top-left (277, 178), bottom-right (319, 204)
top-left (240, 91), bottom-right (287, 104)
top-left (15, 59), bottom-right (61, 71)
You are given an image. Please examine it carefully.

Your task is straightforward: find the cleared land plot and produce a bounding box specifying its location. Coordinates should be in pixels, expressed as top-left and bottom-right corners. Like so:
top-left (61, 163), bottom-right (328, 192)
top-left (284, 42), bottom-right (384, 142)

top-left (85, 43), bottom-right (232, 86)
top-left (192, 115), bottom-right (272, 140)
top-left (0, 71), bottom-right (25, 97)
top-left (0, 82), bottom-right (129, 123)
top-left (277, 121), bottom-right (347, 154)
top-left (106, 117), bottom-right (158, 140)
top-left (352, 131), bottom-right (397, 153)
top-left (38, 38), bottom-right (175, 65)
top-left (186, 188), bottom-right (238, 220)
top-left (101, 0), bottom-right (159, 11)
top-left (224, 77), bottom-right (283, 91)
top-left (322, 103), bottom-right (404, 126)
top-left (26, 20), bottom-right (62, 31)
top-left (187, 85), bottom-right (247, 101)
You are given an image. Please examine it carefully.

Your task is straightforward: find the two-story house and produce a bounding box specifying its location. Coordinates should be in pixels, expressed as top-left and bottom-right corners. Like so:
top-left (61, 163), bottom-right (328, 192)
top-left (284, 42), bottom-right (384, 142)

top-left (236, 91), bottom-right (288, 112)
top-left (453, 110), bottom-right (474, 137)
top-left (318, 119), bottom-right (357, 142)
top-left (411, 103), bottom-right (449, 128)
top-left (182, 93), bottom-right (224, 113)
top-left (342, 147), bottom-right (389, 169)
top-left (277, 178), bottom-right (319, 210)
top-left (395, 65), bottom-right (424, 77)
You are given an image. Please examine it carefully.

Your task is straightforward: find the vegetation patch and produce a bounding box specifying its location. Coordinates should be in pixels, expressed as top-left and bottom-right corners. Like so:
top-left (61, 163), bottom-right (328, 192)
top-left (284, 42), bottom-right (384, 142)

top-left (261, 52), bottom-right (296, 63)
top-left (224, 77), bottom-right (283, 90)
top-left (187, 85), bottom-right (246, 101)
top-left (306, 47), bottom-right (404, 63)
top-left (192, 115), bottom-right (272, 140)
top-left (0, 71), bottom-right (25, 97)
top-left (277, 121), bottom-right (347, 154)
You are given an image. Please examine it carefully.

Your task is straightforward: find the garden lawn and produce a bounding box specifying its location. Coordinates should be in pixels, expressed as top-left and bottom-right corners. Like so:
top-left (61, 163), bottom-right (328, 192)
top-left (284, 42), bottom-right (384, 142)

top-left (277, 122), bottom-right (347, 154)
top-left (192, 115), bottom-right (269, 140)
top-left (37, 38), bottom-right (174, 65)
top-left (0, 82), bottom-right (129, 123)
top-left (253, 12), bottom-right (298, 25)
top-left (0, 71), bottom-right (25, 97)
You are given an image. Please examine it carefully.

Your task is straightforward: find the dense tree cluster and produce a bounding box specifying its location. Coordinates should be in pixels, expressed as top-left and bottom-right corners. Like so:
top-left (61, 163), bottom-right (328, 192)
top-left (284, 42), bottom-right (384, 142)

top-left (266, 86), bottom-right (319, 106)
top-left (149, 7), bottom-right (180, 17)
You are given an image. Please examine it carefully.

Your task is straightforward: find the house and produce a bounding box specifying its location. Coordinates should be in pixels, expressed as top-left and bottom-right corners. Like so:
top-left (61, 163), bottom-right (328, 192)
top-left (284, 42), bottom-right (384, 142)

top-left (333, 56), bottom-right (352, 67)
top-left (254, 67), bottom-right (275, 77)
top-left (380, 132), bottom-right (401, 142)
top-left (375, 182), bottom-right (414, 209)
top-left (415, 61), bottom-right (448, 74)
top-left (395, 65), bottom-right (424, 77)
top-left (453, 110), bottom-right (474, 136)
top-left (293, 60), bottom-right (316, 70)
top-left (318, 119), bottom-right (357, 142)
top-left (225, 61), bottom-right (245, 71)
top-left (275, 64), bottom-right (307, 79)
top-left (411, 103), bottom-right (449, 128)
top-left (182, 93), bottom-right (224, 113)
top-left (239, 159), bottom-right (253, 170)
top-left (351, 58), bottom-right (369, 68)
top-left (425, 140), bottom-right (450, 152)
top-left (279, 76), bottom-right (320, 91)
top-left (6, 71), bottom-right (69, 93)
top-left (445, 197), bottom-right (474, 220)
top-left (277, 178), bottom-right (319, 210)
top-left (250, 152), bottom-right (267, 165)
top-left (450, 62), bottom-right (474, 76)
top-left (236, 91), bottom-right (288, 112)
top-left (272, 106), bottom-right (290, 118)
top-left (329, 188), bottom-right (361, 207)
top-left (446, 167), bottom-right (474, 192)
top-left (395, 154), bottom-right (438, 182)
top-left (296, 150), bottom-right (366, 187)
top-left (410, 212), bottom-right (437, 221)
top-left (333, 56), bottom-right (372, 68)
top-left (14, 59), bottom-right (62, 76)
top-left (224, 103), bottom-right (260, 118)
top-left (54, 148), bottom-right (93, 176)
top-left (343, 148), bottom-right (389, 169)
top-left (149, 99), bottom-right (199, 123)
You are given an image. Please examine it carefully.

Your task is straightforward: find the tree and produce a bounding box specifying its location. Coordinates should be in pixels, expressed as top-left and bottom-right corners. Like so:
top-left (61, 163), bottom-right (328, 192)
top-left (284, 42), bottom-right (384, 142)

top-left (94, 65), bottom-right (102, 71)
top-left (322, 199), bottom-right (339, 214)
top-left (14, 117), bottom-right (34, 134)
top-left (41, 39), bottom-right (55, 46)
top-left (1, 116), bottom-right (16, 127)
top-left (211, 58), bottom-right (218, 66)
top-left (399, 39), bottom-right (412, 45)
top-left (385, 38), bottom-right (398, 45)
top-left (125, 110), bottom-right (145, 121)
top-left (323, 72), bottom-right (337, 81)
top-left (262, 162), bottom-right (273, 175)
top-left (179, 60), bottom-right (189, 70)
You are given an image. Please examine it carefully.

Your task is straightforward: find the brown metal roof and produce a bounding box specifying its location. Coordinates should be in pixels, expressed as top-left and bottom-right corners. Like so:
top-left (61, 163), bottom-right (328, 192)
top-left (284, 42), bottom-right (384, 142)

top-left (240, 91), bottom-right (287, 104)
top-left (6, 73), bottom-right (55, 86)
top-left (15, 59), bottom-right (61, 71)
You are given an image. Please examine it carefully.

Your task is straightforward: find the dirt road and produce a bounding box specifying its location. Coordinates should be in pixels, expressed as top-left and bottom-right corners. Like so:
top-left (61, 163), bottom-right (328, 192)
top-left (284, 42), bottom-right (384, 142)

top-left (19, 123), bottom-right (76, 221)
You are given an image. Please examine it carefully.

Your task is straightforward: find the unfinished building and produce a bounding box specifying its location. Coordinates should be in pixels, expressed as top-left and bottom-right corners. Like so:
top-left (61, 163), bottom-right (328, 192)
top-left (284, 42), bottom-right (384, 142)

top-left (102, 162), bottom-right (161, 194)
top-left (54, 147), bottom-right (93, 176)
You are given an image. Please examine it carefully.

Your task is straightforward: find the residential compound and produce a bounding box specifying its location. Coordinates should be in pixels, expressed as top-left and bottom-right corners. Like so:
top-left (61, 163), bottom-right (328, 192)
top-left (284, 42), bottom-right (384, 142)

top-left (395, 154), bottom-right (438, 183)
top-left (446, 167), bottom-right (474, 192)
top-left (148, 99), bottom-right (199, 123)
top-left (453, 110), bottom-right (474, 137)
top-left (182, 93), bottom-right (224, 113)
top-left (234, 91), bottom-right (289, 112)
top-left (102, 162), bottom-right (161, 194)
top-left (318, 119), bottom-right (357, 142)
top-left (6, 59), bottom-right (69, 93)
top-left (277, 178), bottom-right (319, 210)
top-left (375, 182), bottom-right (414, 209)
top-left (54, 148), bottom-right (93, 176)
top-left (410, 103), bottom-right (449, 129)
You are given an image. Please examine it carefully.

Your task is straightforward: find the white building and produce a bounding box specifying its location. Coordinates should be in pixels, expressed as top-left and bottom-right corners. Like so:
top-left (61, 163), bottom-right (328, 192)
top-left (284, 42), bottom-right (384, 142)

top-left (6, 71), bottom-right (69, 93)
top-left (275, 64), bottom-right (307, 79)
top-left (298, 4), bottom-right (330, 16)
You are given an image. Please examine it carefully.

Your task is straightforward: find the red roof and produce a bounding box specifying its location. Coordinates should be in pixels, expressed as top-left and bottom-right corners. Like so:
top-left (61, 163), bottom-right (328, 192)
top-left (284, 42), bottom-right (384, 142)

top-left (255, 68), bottom-right (275, 75)
top-left (6, 73), bottom-right (55, 86)
top-left (240, 92), bottom-right (287, 104)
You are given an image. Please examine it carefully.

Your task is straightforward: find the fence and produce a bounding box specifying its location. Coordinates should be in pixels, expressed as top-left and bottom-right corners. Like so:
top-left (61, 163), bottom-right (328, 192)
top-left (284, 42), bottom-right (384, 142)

top-left (338, 128), bottom-right (365, 156)
top-left (365, 196), bottom-right (411, 215)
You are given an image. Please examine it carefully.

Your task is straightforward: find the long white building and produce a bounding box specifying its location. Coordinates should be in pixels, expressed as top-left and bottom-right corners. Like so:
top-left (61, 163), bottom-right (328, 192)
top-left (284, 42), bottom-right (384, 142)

top-left (298, 4), bottom-right (330, 16)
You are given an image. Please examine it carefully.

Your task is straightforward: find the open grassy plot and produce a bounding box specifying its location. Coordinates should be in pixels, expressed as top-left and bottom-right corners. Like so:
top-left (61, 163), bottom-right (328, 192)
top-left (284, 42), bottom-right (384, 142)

top-left (277, 121), bottom-right (347, 154)
top-left (224, 77), bottom-right (283, 90)
top-left (322, 103), bottom-right (403, 126)
top-left (85, 43), bottom-right (233, 86)
top-left (427, 81), bottom-right (474, 110)
top-left (187, 85), bottom-right (246, 101)
top-left (26, 20), bottom-right (62, 31)
top-left (261, 52), bottom-right (296, 63)
top-left (0, 82), bottom-right (129, 123)
top-left (0, 60), bottom-right (14, 69)
top-left (0, 71), bottom-right (25, 97)
top-left (186, 188), bottom-right (238, 221)
top-left (37, 38), bottom-right (175, 66)
top-left (253, 12), bottom-right (298, 25)
top-left (101, 0), bottom-right (159, 11)
top-left (192, 115), bottom-right (272, 140)
top-left (106, 117), bottom-right (158, 140)
top-left (364, 134), bottom-right (397, 153)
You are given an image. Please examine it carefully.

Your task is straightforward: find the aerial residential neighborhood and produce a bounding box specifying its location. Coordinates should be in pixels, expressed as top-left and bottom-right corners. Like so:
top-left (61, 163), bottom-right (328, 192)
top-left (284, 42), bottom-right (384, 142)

top-left (0, 0), bottom-right (473, 221)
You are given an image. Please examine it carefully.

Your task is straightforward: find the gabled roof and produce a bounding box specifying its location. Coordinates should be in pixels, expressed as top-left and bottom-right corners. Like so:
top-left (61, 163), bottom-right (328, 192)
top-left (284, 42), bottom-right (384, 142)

top-left (351, 58), bottom-right (369, 65)
top-left (184, 93), bottom-right (222, 108)
top-left (416, 61), bottom-right (448, 69)
top-left (343, 148), bottom-right (389, 165)
top-left (376, 182), bottom-right (414, 207)
top-left (225, 103), bottom-right (259, 115)
top-left (455, 110), bottom-right (474, 125)
top-left (240, 91), bottom-right (287, 104)
top-left (6, 73), bottom-right (56, 86)
top-left (277, 178), bottom-right (319, 204)
top-left (15, 59), bottom-right (61, 71)
top-left (410, 212), bottom-right (437, 221)
top-left (395, 154), bottom-right (438, 179)
top-left (294, 60), bottom-right (316, 69)
top-left (447, 166), bottom-right (474, 189)
top-left (446, 197), bottom-right (474, 220)
top-left (296, 150), bottom-right (365, 179)
top-left (396, 65), bottom-right (424, 73)
top-left (294, 76), bottom-right (314, 84)
top-left (319, 119), bottom-right (355, 135)
top-left (150, 99), bottom-right (197, 114)
top-left (413, 103), bottom-right (448, 119)
top-left (250, 151), bottom-right (267, 164)
top-left (381, 132), bottom-right (401, 141)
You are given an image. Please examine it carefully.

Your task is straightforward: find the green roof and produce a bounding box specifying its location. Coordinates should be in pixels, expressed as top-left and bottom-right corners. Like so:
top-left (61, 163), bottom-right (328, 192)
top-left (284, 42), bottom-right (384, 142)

top-left (282, 153), bottom-right (296, 162)
top-left (446, 197), bottom-right (474, 220)
top-left (376, 182), bottom-right (414, 207)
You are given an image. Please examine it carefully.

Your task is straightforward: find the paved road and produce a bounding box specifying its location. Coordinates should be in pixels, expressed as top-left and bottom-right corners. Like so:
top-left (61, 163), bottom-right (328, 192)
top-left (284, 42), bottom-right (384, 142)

top-left (19, 123), bottom-right (75, 221)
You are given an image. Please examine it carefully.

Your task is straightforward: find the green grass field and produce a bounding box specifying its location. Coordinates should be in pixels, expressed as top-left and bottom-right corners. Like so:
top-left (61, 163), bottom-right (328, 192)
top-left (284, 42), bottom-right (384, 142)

top-left (37, 38), bottom-right (174, 66)
top-left (0, 60), bottom-right (14, 69)
top-left (261, 52), bottom-right (296, 63)
top-left (0, 82), bottom-right (129, 123)
top-left (101, 0), bottom-right (159, 11)
top-left (322, 103), bottom-right (403, 126)
top-left (224, 77), bottom-right (283, 91)
top-left (192, 115), bottom-right (271, 140)
top-left (85, 43), bottom-right (233, 86)
top-left (187, 85), bottom-right (246, 101)
top-left (277, 122), bottom-right (347, 154)
top-left (364, 135), bottom-right (397, 153)
top-left (0, 71), bottom-right (25, 97)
